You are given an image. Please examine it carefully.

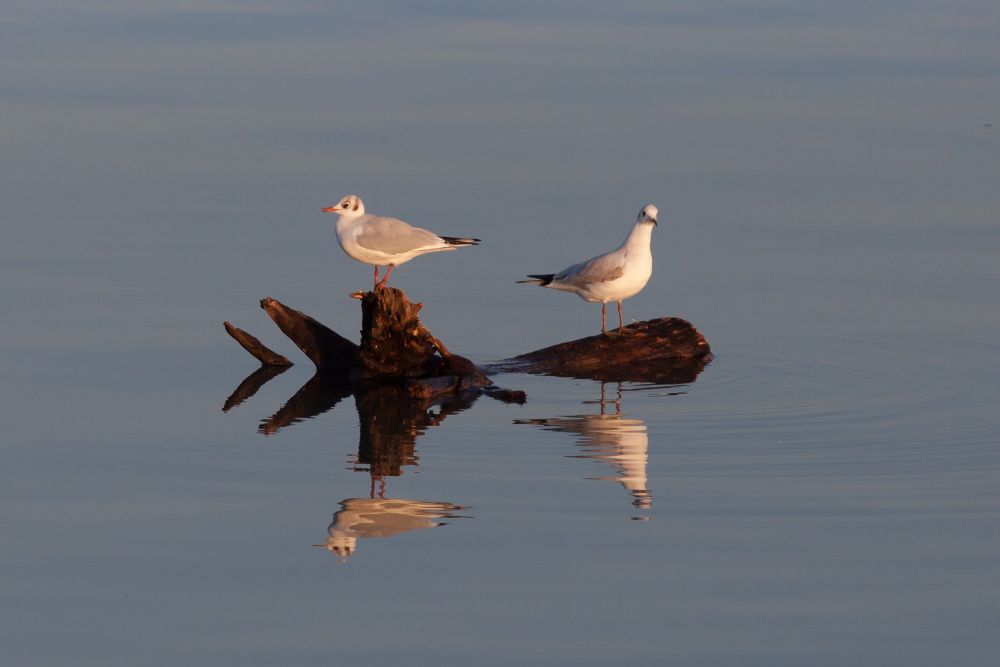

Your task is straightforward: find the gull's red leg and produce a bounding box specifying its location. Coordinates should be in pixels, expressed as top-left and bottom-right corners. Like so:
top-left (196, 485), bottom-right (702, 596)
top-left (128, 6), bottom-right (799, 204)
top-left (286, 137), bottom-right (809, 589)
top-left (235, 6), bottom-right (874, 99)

top-left (376, 264), bottom-right (395, 289)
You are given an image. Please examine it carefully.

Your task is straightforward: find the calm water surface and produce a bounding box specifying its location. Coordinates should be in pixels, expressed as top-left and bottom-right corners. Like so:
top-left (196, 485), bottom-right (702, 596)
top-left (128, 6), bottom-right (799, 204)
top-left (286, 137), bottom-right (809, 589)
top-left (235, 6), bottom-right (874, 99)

top-left (3, 2), bottom-right (999, 665)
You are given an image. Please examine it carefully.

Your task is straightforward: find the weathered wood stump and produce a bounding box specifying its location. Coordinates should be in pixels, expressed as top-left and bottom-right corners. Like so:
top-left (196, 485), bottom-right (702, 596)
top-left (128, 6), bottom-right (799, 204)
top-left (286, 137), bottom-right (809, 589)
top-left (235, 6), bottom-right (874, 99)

top-left (355, 288), bottom-right (451, 380)
top-left (225, 287), bottom-right (495, 400)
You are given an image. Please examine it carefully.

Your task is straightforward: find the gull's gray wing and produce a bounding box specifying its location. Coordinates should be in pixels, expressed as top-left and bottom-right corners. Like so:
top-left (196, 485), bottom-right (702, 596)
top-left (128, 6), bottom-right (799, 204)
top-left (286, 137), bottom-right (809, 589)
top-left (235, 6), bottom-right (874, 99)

top-left (554, 251), bottom-right (624, 286)
top-left (354, 216), bottom-right (444, 254)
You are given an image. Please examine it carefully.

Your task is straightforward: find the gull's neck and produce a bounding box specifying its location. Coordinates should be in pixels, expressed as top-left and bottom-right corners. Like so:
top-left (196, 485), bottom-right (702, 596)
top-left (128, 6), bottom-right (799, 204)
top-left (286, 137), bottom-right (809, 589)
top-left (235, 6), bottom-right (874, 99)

top-left (619, 219), bottom-right (654, 252)
top-left (336, 210), bottom-right (366, 227)
top-left (334, 209), bottom-right (367, 238)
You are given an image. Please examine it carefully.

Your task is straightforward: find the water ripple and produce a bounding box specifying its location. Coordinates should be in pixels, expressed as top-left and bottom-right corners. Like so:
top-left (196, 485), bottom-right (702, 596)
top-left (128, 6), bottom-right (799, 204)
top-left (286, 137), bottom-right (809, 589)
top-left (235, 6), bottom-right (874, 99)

top-left (645, 335), bottom-right (999, 475)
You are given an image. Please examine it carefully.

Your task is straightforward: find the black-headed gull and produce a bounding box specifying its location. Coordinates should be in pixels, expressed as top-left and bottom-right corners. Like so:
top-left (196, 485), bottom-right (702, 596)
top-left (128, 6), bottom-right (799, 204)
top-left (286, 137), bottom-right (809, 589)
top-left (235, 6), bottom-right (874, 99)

top-left (321, 195), bottom-right (480, 289)
top-left (518, 205), bottom-right (658, 334)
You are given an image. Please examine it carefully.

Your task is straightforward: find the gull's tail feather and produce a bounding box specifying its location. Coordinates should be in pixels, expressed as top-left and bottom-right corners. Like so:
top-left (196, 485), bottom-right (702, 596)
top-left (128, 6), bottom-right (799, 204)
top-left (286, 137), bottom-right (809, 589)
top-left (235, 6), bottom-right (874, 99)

top-left (516, 273), bottom-right (555, 286)
top-left (440, 236), bottom-right (480, 246)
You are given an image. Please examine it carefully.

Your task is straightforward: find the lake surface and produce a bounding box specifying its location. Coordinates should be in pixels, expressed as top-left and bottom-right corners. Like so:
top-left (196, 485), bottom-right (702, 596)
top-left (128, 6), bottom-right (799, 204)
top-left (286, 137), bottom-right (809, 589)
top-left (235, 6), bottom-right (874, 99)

top-left (3, 2), bottom-right (999, 665)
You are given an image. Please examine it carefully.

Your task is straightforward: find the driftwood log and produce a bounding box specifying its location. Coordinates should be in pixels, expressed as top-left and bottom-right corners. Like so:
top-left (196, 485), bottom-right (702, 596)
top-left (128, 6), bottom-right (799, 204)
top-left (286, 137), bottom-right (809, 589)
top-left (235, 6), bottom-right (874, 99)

top-left (485, 317), bottom-right (712, 384)
top-left (225, 287), bottom-right (712, 399)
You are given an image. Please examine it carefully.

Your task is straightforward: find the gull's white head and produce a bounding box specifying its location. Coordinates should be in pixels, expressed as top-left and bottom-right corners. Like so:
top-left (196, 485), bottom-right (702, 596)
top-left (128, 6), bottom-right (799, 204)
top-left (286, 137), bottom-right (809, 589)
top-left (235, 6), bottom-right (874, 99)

top-left (638, 204), bottom-right (658, 226)
top-left (321, 195), bottom-right (365, 216)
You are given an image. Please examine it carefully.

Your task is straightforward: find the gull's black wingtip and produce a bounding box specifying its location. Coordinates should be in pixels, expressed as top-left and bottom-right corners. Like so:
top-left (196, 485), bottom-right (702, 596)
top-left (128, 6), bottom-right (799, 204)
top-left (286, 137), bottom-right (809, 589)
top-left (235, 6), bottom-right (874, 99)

top-left (516, 273), bottom-right (555, 286)
top-left (441, 236), bottom-right (481, 246)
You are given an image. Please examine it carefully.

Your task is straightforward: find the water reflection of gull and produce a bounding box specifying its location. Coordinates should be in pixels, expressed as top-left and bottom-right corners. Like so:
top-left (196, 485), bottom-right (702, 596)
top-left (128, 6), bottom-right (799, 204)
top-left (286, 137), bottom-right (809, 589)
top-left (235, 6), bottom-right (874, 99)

top-left (315, 498), bottom-right (471, 560)
top-left (515, 383), bottom-right (652, 511)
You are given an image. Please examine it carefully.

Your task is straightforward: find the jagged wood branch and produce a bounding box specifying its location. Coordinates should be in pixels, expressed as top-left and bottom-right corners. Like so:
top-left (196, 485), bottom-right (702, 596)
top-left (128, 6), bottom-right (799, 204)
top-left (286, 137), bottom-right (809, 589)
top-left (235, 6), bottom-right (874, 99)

top-left (223, 321), bottom-right (293, 367)
top-left (259, 298), bottom-right (358, 374)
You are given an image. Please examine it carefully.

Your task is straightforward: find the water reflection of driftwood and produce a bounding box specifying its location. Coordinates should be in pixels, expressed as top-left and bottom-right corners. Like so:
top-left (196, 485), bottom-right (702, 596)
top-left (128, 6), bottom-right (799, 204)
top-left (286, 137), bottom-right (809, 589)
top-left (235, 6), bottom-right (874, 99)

top-left (515, 383), bottom-right (654, 512)
top-left (221, 364), bottom-right (291, 413)
top-left (223, 361), bottom-right (480, 436)
top-left (352, 384), bottom-right (478, 481)
top-left (222, 369), bottom-right (478, 491)
top-left (258, 372), bottom-right (354, 435)
top-left (314, 498), bottom-right (471, 560)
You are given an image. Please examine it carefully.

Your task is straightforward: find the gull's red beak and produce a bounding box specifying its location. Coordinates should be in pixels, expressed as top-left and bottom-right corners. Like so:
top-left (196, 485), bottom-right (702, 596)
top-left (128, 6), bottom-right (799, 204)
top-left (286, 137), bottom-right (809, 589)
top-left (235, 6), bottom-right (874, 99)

top-left (321, 206), bottom-right (339, 213)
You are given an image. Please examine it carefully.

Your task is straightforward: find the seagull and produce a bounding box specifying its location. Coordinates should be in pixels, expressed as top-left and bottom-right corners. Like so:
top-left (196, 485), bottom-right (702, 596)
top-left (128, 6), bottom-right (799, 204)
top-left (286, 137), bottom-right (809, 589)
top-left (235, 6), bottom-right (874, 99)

top-left (517, 205), bottom-right (658, 334)
top-left (321, 195), bottom-right (480, 289)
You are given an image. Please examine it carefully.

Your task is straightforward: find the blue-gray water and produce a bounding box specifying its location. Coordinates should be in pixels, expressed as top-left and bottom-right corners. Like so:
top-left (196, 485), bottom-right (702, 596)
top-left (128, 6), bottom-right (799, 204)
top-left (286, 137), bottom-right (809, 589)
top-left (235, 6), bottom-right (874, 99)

top-left (3, 2), bottom-right (998, 665)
